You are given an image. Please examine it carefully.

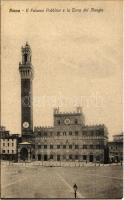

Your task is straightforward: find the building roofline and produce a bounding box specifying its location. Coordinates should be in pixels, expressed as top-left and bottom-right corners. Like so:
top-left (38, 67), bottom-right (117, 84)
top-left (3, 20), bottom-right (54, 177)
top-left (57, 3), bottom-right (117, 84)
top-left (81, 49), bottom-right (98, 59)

top-left (54, 112), bottom-right (82, 116)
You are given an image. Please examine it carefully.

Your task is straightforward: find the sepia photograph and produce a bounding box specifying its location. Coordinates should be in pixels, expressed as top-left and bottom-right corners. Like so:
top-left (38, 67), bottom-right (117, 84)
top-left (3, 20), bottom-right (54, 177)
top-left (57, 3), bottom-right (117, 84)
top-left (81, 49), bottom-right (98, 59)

top-left (1, 0), bottom-right (123, 199)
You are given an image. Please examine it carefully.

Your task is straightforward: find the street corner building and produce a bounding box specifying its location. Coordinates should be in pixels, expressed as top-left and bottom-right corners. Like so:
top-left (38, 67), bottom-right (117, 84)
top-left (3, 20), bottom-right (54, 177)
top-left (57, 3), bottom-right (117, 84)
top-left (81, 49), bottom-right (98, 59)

top-left (108, 133), bottom-right (123, 163)
top-left (17, 42), bottom-right (109, 163)
top-left (0, 126), bottom-right (20, 161)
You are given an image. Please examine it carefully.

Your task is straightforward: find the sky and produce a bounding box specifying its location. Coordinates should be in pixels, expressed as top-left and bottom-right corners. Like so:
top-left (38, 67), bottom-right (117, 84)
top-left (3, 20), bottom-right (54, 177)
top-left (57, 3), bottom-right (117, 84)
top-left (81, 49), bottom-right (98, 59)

top-left (1, 0), bottom-right (123, 140)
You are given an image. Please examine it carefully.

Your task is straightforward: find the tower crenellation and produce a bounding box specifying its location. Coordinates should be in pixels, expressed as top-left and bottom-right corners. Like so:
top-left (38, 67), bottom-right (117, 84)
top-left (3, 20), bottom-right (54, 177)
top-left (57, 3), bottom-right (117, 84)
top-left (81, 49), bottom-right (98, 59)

top-left (21, 42), bottom-right (32, 65)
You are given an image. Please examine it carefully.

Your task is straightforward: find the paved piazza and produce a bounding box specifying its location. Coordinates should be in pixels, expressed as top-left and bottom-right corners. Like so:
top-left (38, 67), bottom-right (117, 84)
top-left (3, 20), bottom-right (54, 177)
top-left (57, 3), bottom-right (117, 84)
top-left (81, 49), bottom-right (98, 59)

top-left (1, 162), bottom-right (123, 199)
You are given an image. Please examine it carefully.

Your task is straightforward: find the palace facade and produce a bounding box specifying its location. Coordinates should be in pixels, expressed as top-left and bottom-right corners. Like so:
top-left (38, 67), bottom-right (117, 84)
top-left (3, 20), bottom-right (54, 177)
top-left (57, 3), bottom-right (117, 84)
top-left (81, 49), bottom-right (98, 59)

top-left (31, 107), bottom-right (108, 163)
top-left (17, 42), bottom-right (109, 163)
top-left (18, 107), bottom-right (109, 163)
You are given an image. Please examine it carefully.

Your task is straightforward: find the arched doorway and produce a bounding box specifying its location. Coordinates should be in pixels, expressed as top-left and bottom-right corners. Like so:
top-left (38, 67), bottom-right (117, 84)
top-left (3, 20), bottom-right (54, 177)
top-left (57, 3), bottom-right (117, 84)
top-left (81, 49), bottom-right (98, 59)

top-left (38, 154), bottom-right (41, 161)
top-left (44, 154), bottom-right (48, 161)
top-left (89, 154), bottom-right (93, 162)
top-left (20, 148), bottom-right (28, 161)
top-left (57, 155), bottom-right (60, 161)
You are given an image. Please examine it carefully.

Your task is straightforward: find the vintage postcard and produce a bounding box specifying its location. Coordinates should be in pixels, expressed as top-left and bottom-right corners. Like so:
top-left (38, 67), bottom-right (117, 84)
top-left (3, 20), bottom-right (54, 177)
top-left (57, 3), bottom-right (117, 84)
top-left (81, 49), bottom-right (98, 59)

top-left (1, 0), bottom-right (123, 199)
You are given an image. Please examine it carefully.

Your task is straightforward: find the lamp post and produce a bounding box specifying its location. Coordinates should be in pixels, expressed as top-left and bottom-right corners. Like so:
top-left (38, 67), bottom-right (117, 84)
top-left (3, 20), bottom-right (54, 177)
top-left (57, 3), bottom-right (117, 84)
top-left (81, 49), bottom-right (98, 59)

top-left (73, 184), bottom-right (78, 198)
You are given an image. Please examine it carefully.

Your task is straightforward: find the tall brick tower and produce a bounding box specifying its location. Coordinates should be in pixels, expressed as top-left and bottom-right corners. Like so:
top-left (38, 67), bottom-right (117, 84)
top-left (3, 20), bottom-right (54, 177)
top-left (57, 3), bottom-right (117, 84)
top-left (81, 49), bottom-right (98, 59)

top-left (19, 42), bottom-right (33, 138)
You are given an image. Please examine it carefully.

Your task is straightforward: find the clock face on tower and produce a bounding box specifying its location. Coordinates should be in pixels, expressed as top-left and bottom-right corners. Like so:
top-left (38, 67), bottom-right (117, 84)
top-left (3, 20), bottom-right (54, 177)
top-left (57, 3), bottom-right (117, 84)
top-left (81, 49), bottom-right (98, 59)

top-left (23, 121), bottom-right (29, 128)
top-left (64, 118), bottom-right (71, 125)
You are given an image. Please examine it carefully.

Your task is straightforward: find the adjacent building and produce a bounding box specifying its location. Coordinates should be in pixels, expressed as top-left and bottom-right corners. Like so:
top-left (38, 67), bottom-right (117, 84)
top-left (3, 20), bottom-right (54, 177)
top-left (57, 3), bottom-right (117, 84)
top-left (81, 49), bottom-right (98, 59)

top-left (108, 133), bottom-right (123, 162)
top-left (0, 126), bottom-right (20, 161)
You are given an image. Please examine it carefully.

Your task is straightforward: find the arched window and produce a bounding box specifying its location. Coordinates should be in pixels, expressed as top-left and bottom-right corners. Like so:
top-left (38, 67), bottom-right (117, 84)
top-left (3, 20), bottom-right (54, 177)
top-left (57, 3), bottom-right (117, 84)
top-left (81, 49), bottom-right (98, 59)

top-left (75, 131), bottom-right (78, 136)
top-left (24, 54), bottom-right (27, 63)
top-left (69, 131), bottom-right (72, 136)
top-left (57, 132), bottom-right (60, 136)
top-left (75, 119), bottom-right (78, 124)
top-left (75, 155), bottom-right (79, 160)
top-left (50, 155), bottom-right (53, 159)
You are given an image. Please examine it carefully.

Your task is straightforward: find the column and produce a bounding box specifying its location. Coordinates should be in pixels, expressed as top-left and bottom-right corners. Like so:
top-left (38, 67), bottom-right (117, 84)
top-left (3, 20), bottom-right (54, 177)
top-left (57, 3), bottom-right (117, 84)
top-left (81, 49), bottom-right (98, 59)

top-left (18, 149), bottom-right (20, 162)
top-left (28, 149), bottom-right (31, 161)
